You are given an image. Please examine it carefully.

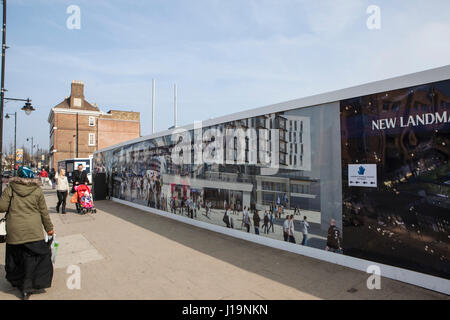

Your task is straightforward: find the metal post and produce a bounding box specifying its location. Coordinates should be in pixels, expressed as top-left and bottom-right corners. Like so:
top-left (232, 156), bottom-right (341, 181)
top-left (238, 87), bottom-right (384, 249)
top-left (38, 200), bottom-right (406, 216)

top-left (30, 137), bottom-right (34, 167)
top-left (0, 0), bottom-right (6, 195)
top-left (76, 113), bottom-right (78, 157)
top-left (13, 110), bottom-right (15, 175)
top-left (152, 79), bottom-right (155, 134)
top-left (36, 144), bottom-right (39, 168)
top-left (174, 83), bottom-right (177, 128)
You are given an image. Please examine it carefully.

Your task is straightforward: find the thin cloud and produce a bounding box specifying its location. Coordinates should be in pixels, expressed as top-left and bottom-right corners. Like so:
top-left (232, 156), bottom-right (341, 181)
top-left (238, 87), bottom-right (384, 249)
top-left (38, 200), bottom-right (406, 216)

top-left (2, 0), bottom-right (450, 149)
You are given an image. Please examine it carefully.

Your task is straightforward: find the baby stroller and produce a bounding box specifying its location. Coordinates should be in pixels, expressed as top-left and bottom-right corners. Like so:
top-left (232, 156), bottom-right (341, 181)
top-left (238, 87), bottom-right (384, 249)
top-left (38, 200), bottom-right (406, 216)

top-left (74, 184), bottom-right (97, 214)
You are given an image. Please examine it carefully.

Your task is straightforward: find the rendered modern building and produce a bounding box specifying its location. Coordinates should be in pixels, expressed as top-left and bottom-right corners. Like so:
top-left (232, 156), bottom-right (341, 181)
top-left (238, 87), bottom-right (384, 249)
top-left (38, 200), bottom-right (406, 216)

top-left (93, 65), bottom-right (450, 294)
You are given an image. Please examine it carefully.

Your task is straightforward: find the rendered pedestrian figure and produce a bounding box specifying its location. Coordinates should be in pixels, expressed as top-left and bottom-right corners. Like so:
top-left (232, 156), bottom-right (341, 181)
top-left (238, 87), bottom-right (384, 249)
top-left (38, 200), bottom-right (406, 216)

top-left (243, 206), bottom-right (251, 233)
top-left (269, 211), bottom-right (274, 233)
top-left (263, 211), bottom-right (269, 234)
top-left (223, 209), bottom-right (233, 228)
top-left (283, 215), bottom-right (290, 241)
top-left (240, 206), bottom-right (246, 230)
top-left (189, 199), bottom-right (194, 219)
top-left (300, 216), bottom-right (310, 246)
top-left (206, 201), bottom-right (211, 218)
top-left (253, 210), bottom-right (261, 235)
top-left (288, 214), bottom-right (296, 243)
top-left (326, 219), bottom-right (342, 253)
top-left (193, 200), bottom-right (197, 218)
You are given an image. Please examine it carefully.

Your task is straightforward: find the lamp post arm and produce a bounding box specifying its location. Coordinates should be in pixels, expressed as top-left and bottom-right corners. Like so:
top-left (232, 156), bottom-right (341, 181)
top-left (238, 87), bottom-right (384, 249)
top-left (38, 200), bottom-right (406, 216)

top-left (4, 97), bottom-right (30, 102)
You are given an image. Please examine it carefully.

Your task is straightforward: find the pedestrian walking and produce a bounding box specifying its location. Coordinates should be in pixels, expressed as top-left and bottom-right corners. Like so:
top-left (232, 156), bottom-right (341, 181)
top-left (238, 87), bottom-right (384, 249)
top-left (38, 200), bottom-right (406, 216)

top-left (49, 168), bottom-right (56, 189)
top-left (0, 166), bottom-right (54, 300)
top-left (55, 168), bottom-right (70, 214)
top-left (253, 210), bottom-right (261, 235)
top-left (326, 219), bottom-right (342, 253)
top-left (39, 168), bottom-right (50, 187)
top-left (71, 164), bottom-right (89, 213)
top-left (300, 216), bottom-right (310, 246)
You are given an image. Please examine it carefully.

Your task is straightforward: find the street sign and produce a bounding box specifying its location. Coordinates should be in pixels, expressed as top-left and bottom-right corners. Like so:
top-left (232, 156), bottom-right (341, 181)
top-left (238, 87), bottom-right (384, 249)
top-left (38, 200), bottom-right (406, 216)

top-left (16, 149), bottom-right (24, 164)
top-left (348, 164), bottom-right (377, 187)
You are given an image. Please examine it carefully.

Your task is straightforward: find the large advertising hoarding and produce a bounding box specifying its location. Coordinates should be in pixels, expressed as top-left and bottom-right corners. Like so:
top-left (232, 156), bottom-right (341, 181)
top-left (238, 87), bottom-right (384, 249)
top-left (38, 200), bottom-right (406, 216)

top-left (341, 79), bottom-right (450, 279)
top-left (94, 103), bottom-right (343, 252)
top-left (93, 78), bottom-right (450, 281)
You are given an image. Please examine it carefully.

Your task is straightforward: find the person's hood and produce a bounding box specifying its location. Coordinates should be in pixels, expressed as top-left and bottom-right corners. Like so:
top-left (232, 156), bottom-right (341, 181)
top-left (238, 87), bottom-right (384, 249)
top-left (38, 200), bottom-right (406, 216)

top-left (8, 177), bottom-right (41, 197)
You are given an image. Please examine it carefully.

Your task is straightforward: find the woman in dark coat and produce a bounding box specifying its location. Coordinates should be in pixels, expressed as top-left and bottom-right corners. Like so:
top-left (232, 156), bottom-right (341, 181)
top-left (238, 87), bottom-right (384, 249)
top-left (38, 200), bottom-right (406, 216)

top-left (0, 166), bottom-right (54, 300)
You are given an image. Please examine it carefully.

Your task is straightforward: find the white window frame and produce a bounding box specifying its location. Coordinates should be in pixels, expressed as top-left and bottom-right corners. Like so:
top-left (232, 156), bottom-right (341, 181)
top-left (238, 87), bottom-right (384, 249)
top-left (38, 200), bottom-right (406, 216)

top-left (89, 133), bottom-right (96, 146)
top-left (89, 116), bottom-right (95, 126)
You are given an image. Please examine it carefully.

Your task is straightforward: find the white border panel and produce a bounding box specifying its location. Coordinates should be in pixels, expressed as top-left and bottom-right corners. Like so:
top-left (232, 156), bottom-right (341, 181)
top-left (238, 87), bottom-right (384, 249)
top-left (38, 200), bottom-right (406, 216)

top-left (112, 197), bottom-right (450, 295)
top-left (96, 65), bottom-right (450, 154)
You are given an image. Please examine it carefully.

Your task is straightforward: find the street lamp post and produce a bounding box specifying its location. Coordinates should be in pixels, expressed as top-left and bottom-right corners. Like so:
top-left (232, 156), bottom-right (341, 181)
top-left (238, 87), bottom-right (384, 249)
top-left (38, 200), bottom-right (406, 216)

top-left (36, 144), bottom-right (39, 168)
top-left (0, 98), bottom-right (35, 181)
top-left (26, 136), bottom-right (34, 167)
top-left (5, 111), bottom-right (15, 175)
top-left (0, 0), bottom-right (7, 193)
top-left (0, 0), bottom-right (37, 195)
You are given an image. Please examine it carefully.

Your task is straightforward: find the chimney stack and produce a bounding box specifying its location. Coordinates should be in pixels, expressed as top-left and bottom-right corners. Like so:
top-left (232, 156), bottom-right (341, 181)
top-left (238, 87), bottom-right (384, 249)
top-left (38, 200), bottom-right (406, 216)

top-left (70, 80), bottom-right (84, 108)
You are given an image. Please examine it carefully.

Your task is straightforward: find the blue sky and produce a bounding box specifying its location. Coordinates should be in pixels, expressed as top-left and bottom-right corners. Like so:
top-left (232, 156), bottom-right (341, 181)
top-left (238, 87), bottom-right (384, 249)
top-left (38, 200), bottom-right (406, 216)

top-left (3, 0), bottom-right (450, 153)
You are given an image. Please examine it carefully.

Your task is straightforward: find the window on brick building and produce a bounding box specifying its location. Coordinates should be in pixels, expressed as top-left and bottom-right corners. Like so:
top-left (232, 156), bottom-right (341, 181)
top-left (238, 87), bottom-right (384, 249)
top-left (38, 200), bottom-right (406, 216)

top-left (89, 133), bottom-right (96, 146)
top-left (89, 116), bottom-right (95, 126)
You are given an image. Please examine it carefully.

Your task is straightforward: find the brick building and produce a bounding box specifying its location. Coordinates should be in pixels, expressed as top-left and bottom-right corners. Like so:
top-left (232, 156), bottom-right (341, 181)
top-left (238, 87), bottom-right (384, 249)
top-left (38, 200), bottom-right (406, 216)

top-left (48, 80), bottom-right (140, 170)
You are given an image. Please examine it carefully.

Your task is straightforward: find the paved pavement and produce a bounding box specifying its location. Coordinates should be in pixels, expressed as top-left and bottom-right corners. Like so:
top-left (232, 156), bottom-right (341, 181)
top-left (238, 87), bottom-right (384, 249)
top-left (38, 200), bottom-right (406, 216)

top-left (0, 186), bottom-right (447, 300)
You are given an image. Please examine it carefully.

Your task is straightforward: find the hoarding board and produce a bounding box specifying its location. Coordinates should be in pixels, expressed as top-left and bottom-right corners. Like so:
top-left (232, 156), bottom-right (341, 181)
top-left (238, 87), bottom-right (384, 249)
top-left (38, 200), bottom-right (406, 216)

top-left (16, 149), bottom-right (23, 164)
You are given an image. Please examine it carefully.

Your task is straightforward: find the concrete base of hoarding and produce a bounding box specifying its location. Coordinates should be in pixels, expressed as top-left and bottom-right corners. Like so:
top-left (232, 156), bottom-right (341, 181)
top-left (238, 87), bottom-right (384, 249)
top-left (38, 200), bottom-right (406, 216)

top-left (112, 197), bottom-right (450, 295)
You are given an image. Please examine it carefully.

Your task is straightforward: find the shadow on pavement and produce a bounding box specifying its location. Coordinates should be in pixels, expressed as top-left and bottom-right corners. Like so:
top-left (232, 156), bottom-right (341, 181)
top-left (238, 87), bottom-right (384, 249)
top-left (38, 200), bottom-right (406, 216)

top-left (0, 265), bottom-right (22, 299)
top-left (93, 199), bottom-right (445, 300)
